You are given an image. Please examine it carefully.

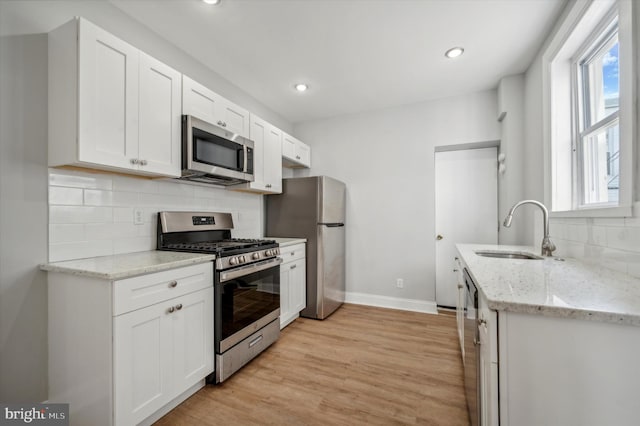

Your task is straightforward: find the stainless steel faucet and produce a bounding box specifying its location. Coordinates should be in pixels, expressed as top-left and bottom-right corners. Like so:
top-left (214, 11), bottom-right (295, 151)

top-left (503, 200), bottom-right (556, 257)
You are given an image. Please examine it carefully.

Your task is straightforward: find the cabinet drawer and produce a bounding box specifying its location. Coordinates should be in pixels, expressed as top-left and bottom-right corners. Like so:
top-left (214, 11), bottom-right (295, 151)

top-left (279, 243), bottom-right (305, 263)
top-left (113, 262), bottom-right (213, 316)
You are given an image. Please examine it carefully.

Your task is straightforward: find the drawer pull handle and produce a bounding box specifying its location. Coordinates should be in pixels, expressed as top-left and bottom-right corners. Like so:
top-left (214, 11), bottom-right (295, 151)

top-left (167, 306), bottom-right (175, 314)
top-left (169, 281), bottom-right (178, 288)
top-left (290, 265), bottom-right (297, 270)
top-left (249, 335), bottom-right (263, 348)
top-left (176, 303), bottom-right (183, 311)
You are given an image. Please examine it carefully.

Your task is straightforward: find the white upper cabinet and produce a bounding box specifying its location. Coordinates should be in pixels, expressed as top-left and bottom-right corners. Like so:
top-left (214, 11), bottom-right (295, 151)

top-left (231, 114), bottom-right (282, 194)
top-left (138, 53), bottom-right (182, 176)
top-left (282, 132), bottom-right (311, 168)
top-left (49, 17), bottom-right (181, 177)
top-left (182, 75), bottom-right (250, 138)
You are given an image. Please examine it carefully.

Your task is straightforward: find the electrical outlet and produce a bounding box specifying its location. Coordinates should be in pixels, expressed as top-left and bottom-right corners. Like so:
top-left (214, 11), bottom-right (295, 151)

top-left (396, 278), bottom-right (404, 289)
top-left (133, 208), bottom-right (144, 225)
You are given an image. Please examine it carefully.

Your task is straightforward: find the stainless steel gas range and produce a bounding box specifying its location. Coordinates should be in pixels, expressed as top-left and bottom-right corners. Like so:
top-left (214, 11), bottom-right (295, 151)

top-left (157, 211), bottom-right (281, 383)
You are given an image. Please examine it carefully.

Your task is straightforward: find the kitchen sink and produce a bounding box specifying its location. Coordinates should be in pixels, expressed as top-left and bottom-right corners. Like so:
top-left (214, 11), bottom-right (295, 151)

top-left (474, 250), bottom-right (543, 260)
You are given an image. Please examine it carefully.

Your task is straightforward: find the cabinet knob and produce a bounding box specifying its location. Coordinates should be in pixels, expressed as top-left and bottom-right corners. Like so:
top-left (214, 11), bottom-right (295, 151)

top-left (169, 281), bottom-right (178, 288)
top-left (436, 234), bottom-right (444, 240)
top-left (139, 159), bottom-right (148, 166)
top-left (290, 264), bottom-right (297, 270)
top-left (296, 155), bottom-right (301, 159)
top-left (453, 268), bottom-right (459, 272)
top-left (458, 284), bottom-right (464, 289)
top-left (217, 120), bottom-right (224, 126)
top-left (176, 303), bottom-right (183, 311)
top-left (167, 306), bottom-right (175, 314)
top-left (130, 158), bottom-right (139, 165)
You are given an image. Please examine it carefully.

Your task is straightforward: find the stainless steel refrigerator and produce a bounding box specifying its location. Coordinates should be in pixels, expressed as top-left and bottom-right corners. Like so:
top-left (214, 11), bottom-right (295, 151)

top-left (266, 176), bottom-right (346, 320)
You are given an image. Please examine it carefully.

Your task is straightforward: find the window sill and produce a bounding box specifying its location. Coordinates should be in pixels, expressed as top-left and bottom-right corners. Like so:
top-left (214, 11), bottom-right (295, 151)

top-left (551, 204), bottom-right (633, 218)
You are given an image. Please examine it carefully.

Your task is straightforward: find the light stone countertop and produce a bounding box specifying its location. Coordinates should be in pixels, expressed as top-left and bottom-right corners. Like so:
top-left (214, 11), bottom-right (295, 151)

top-left (40, 251), bottom-right (216, 280)
top-left (265, 237), bottom-right (307, 248)
top-left (456, 244), bottom-right (640, 326)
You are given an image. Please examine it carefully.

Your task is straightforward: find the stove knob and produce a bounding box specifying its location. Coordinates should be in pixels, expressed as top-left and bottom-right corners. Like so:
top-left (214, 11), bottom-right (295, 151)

top-left (275, 248), bottom-right (280, 255)
top-left (252, 253), bottom-right (260, 260)
top-left (239, 256), bottom-right (246, 263)
top-left (229, 257), bottom-right (238, 265)
top-left (265, 250), bottom-right (272, 256)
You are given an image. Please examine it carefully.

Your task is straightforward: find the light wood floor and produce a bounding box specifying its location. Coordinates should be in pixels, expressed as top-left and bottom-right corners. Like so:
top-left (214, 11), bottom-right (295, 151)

top-left (155, 304), bottom-right (469, 425)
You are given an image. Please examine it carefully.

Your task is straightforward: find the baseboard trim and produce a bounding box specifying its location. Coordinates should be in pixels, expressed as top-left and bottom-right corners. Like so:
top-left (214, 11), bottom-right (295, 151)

top-left (344, 292), bottom-right (438, 315)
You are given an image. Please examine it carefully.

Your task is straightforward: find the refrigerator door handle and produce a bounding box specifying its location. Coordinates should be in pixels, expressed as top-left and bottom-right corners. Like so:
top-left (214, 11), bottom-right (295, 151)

top-left (319, 223), bottom-right (344, 227)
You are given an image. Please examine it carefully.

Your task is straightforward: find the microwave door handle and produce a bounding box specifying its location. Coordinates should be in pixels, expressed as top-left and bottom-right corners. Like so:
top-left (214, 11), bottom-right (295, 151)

top-left (243, 145), bottom-right (248, 173)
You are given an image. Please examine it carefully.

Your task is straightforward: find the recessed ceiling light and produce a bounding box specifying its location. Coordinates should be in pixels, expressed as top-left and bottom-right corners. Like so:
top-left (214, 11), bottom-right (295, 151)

top-left (294, 83), bottom-right (309, 92)
top-left (445, 47), bottom-right (464, 59)
top-left (202, 0), bottom-right (221, 5)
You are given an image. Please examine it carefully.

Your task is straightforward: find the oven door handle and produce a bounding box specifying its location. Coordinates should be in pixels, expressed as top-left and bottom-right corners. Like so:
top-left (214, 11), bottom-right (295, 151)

top-left (220, 257), bottom-right (283, 283)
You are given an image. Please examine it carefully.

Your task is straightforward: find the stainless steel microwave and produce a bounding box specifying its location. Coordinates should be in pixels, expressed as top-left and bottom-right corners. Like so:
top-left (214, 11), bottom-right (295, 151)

top-left (181, 115), bottom-right (254, 186)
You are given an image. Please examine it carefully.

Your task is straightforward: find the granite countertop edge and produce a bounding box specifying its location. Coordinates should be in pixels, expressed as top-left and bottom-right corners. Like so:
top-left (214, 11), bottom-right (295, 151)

top-left (40, 251), bottom-right (216, 280)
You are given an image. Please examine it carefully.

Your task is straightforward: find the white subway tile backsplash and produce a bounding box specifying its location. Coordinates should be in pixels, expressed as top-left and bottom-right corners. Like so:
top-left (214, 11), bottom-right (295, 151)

top-left (49, 224), bottom-right (84, 243)
top-left (605, 226), bottom-right (640, 253)
top-left (112, 175), bottom-right (159, 194)
top-left (113, 237), bottom-right (155, 255)
top-left (49, 187), bottom-right (84, 205)
top-left (83, 189), bottom-right (113, 206)
top-left (48, 169), bottom-right (263, 262)
top-left (49, 169), bottom-right (112, 190)
top-left (113, 207), bottom-right (134, 223)
top-left (49, 240), bottom-right (113, 262)
top-left (50, 206), bottom-right (113, 224)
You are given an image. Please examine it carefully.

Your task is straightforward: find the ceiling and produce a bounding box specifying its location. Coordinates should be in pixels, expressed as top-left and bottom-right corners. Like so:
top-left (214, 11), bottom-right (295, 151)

top-left (110, 0), bottom-right (566, 124)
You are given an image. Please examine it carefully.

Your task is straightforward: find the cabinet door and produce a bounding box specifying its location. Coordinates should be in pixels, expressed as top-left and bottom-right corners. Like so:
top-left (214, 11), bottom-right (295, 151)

top-left (172, 288), bottom-right (214, 392)
top-left (279, 267), bottom-right (292, 329)
top-left (249, 115), bottom-right (268, 190)
top-left (78, 18), bottom-right (139, 170)
top-left (138, 52), bottom-right (181, 177)
top-left (295, 142), bottom-right (311, 168)
top-left (220, 98), bottom-right (250, 138)
top-left (282, 133), bottom-right (311, 168)
top-left (290, 258), bottom-right (306, 314)
top-left (182, 76), bottom-right (250, 138)
top-left (282, 133), bottom-right (296, 160)
top-left (113, 301), bottom-right (172, 426)
top-left (264, 125), bottom-right (283, 192)
top-left (182, 75), bottom-right (223, 126)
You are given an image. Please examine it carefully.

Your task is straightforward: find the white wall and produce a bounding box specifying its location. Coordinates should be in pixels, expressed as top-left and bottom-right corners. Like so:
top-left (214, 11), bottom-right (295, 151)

top-left (294, 91), bottom-right (500, 306)
top-left (0, 34), bottom-right (49, 402)
top-left (497, 75), bottom-right (532, 245)
top-left (522, 1), bottom-right (640, 276)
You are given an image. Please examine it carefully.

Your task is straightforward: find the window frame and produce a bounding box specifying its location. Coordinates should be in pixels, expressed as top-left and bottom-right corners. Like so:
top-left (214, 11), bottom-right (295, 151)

top-left (543, 0), bottom-right (635, 218)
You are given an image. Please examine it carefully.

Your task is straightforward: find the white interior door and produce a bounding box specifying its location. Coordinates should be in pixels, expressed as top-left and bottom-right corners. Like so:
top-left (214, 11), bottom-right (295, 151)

top-left (435, 147), bottom-right (498, 308)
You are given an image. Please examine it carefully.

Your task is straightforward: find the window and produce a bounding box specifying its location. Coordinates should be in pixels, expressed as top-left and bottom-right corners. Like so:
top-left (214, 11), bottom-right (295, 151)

top-left (545, 0), bottom-right (634, 217)
top-left (575, 18), bottom-right (619, 207)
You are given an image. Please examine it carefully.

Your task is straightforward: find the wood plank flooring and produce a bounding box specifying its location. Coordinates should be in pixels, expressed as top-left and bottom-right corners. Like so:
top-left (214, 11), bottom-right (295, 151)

top-left (155, 304), bottom-right (469, 425)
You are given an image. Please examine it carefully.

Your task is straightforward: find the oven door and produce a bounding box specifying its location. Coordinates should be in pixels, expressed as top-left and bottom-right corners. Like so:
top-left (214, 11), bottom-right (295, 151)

top-left (183, 115), bottom-right (254, 181)
top-left (215, 257), bottom-right (282, 353)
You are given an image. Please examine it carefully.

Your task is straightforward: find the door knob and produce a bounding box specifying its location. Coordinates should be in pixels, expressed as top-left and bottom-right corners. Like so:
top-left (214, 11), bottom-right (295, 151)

top-left (436, 234), bottom-right (444, 240)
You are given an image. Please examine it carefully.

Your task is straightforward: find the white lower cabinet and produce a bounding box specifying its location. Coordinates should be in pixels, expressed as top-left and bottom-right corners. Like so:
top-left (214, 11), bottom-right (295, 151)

top-left (48, 263), bottom-right (214, 426)
top-left (279, 243), bottom-right (306, 328)
top-left (114, 288), bottom-right (213, 425)
top-left (478, 292), bottom-right (498, 426)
